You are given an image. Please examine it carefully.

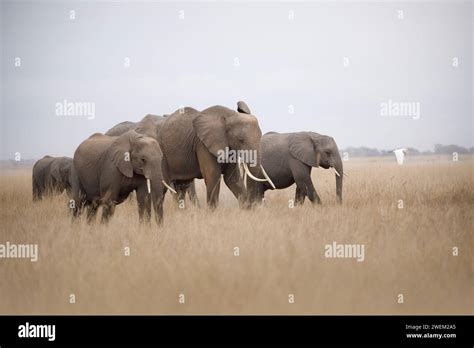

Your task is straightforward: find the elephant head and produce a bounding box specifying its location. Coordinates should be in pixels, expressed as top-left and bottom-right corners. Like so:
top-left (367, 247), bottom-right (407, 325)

top-left (192, 102), bottom-right (273, 205)
top-left (50, 157), bottom-right (73, 194)
top-left (111, 131), bottom-right (166, 221)
top-left (289, 132), bottom-right (343, 203)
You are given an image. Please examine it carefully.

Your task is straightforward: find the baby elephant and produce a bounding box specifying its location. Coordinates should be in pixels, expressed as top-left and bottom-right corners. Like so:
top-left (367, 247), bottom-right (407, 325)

top-left (32, 156), bottom-right (73, 201)
top-left (251, 131), bottom-right (343, 205)
top-left (71, 130), bottom-right (171, 225)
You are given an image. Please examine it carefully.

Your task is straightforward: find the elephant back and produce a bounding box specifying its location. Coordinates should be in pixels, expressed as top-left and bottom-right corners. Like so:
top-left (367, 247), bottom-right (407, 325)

top-left (105, 121), bottom-right (136, 136)
top-left (135, 114), bottom-right (166, 140)
top-left (32, 156), bottom-right (55, 176)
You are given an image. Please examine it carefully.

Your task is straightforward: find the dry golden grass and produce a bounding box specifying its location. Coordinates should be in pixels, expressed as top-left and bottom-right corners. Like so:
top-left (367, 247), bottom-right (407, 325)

top-left (0, 155), bottom-right (472, 314)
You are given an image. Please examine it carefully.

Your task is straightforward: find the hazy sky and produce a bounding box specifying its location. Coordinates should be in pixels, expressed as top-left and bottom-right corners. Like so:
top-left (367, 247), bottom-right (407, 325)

top-left (1, 0), bottom-right (472, 159)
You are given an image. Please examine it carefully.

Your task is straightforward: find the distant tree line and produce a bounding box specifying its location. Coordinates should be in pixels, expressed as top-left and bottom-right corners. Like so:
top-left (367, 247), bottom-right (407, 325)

top-left (340, 144), bottom-right (474, 157)
top-left (1, 144), bottom-right (473, 168)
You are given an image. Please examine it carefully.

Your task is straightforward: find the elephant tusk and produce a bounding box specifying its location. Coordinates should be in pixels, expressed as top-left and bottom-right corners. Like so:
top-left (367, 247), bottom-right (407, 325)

top-left (260, 165), bottom-right (276, 189)
top-left (243, 162), bottom-right (268, 183)
top-left (237, 157), bottom-right (247, 189)
top-left (334, 168), bottom-right (341, 177)
top-left (343, 172), bottom-right (348, 178)
top-left (147, 179), bottom-right (151, 194)
top-left (243, 162), bottom-right (275, 188)
top-left (162, 180), bottom-right (177, 194)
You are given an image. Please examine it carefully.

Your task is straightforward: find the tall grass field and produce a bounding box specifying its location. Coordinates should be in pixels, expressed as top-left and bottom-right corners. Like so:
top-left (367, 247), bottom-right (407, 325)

top-left (0, 156), bottom-right (472, 314)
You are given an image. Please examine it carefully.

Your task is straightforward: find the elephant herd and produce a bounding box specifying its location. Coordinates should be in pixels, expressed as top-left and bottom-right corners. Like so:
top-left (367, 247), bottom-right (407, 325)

top-left (32, 101), bottom-right (344, 226)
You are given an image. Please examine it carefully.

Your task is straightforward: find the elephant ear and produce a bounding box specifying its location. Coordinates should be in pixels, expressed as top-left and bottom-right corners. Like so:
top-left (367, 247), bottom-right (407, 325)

top-left (193, 112), bottom-right (228, 157)
top-left (288, 133), bottom-right (319, 167)
top-left (237, 101), bottom-right (251, 114)
top-left (111, 133), bottom-right (135, 178)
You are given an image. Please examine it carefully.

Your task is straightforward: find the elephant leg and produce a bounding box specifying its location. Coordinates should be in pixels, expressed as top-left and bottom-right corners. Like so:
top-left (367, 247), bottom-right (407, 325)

top-left (70, 167), bottom-right (85, 219)
top-left (86, 201), bottom-right (100, 223)
top-left (71, 195), bottom-right (83, 219)
top-left (204, 172), bottom-right (221, 210)
top-left (306, 175), bottom-right (322, 204)
top-left (171, 181), bottom-right (190, 209)
top-left (187, 181), bottom-right (200, 207)
top-left (136, 186), bottom-right (151, 223)
top-left (176, 187), bottom-right (186, 207)
top-left (294, 179), bottom-right (321, 205)
top-left (72, 195), bottom-right (86, 219)
top-left (292, 162), bottom-right (322, 205)
top-left (305, 180), bottom-right (321, 204)
top-left (33, 182), bottom-right (42, 201)
top-left (294, 186), bottom-right (306, 205)
top-left (71, 193), bottom-right (84, 219)
top-left (101, 200), bottom-right (116, 223)
top-left (223, 163), bottom-right (246, 206)
top-left (197, 143), bottom-right (222, 209)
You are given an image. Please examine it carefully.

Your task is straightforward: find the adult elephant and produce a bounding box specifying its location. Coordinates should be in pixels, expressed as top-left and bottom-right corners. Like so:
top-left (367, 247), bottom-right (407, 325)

top-left (158, 101), bottom-right (274, 209)
top-left (252, 131), bottom-right (343, 205)
top-left (32, 156), bottom-right (73, 201)
top-left (71, 130), bottom-right (170, 225)
top-left (105, 114), bottom-right (199, 206)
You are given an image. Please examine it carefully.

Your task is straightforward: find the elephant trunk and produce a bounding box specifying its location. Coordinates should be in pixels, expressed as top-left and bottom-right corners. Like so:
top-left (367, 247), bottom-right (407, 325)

top-left (151, 173), bottom-right (164, 226)
top-left (243, 149), bottom-right (271, 207)
top-left (245, 162), bottom-right (260, 201)
top-left (334, 154), bottom-right (343, 204)
top-left (145, 167), bottom-right (164, 226)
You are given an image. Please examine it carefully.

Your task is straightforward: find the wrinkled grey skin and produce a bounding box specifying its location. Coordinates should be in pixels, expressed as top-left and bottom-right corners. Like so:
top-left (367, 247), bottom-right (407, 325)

top-left (254, 131), bottom-right (343, 204)
top-left (159, 101), bottom-right (265, 209)
top-left (71, 130), bottom-right (165, 225)
top-left (105, 114), bottom-right (199, 207)
top-left (32, 156), bottom-right (73, 201)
